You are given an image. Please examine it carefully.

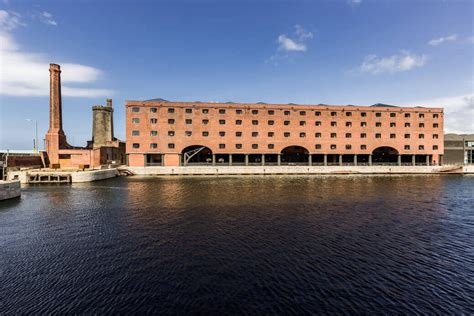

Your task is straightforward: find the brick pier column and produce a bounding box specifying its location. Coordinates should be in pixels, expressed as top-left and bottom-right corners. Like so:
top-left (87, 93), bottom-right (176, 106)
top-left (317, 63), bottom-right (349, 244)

top-left (308, 154), bottom-right (312, 166)
top-left (397, 154), bottom-right (402, 166)
top-left (368, 154), bottom-right (372, 166)
top-left (323, 154), bottom-right (327, 166)
top-left (426, 155), bottom-right (430, 166)
top-left (245, 154), bottom-right (249, 166)
top-left (212, 154), bottom-right (216, 166)
top-left (354, 154), bottom-right (357, 166)
top-left (229, 154), bottom-right (233, 166)
top-left (412, 155), bottom-right (416, 166)
top-left (261, 154), bottom-right (265, 166)
top-left (339, 154), bottom-right (343, 166)
top-left (277, 154), bottom-right (281, 166)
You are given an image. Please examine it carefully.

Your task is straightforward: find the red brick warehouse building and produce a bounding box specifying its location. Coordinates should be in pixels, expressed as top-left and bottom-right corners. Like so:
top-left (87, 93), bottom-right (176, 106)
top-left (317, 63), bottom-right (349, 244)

top-left (125, 100), bottom-right (444, 167)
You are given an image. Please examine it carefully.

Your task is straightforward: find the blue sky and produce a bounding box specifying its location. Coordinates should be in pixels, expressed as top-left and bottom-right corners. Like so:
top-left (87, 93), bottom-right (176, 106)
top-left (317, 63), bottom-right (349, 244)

top-left (0, 0), bottom-right (473, 150)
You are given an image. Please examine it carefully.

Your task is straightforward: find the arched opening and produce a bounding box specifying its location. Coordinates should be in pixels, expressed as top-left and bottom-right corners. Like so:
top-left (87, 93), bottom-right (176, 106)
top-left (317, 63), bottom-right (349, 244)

top-left (181, 145), bottom-right (212, 165)
top-left (281, 146), bottom-right (309, 165)
top-left (372, 146), bottom-right (399, 164)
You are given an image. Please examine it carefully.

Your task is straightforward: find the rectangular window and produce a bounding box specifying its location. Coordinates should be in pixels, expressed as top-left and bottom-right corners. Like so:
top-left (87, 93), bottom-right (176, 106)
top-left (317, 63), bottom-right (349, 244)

top-left (433, 114), bottom-right (439, 118)
top-left (361, 112), bottom-right (367, 117)
top-left (405, 123), bottom-right (411, 127)
top-left (390, 134), bottom-right (396, 139)
top-left (419, 113), bottom-right (425, 118)
top-left (361, 122), bottom-right (367, 127)
top-left (346, 122), bottom-right (352, 127)
top-left (346, 112), bottom-right (352, 116)
top-left (405, 134), bottom-right (410, 139)
top-left (132, 130), bottom-right (140, 136)
top-left (252, 144), bottom-right (258, 149)
top-left (390, 123), bottom-right (396, 127)
top-left (300, 111), bottom-right (306, 116)
top-left (376, 112), bottom-right (382, 117)
top-left (284, 132), bottom-right (290, 137)
top-left (252, 132), bottom-right (258, 137)
top-left (284, 121), bottom-right (290, 125)
top-left (202, 131), bottom-right (209, 137)
top-left (315, 133), bottom-right (321, 138)
top-left (219, 144), bottom-right (225, 149)
top-left (185, 131), bottom-right (192, 136)
top-left (150, 143), bottom-right (158, 149)
top-left (132, 118), bottom-right (140, 123)
top-left (168, 108), bottom-right (175, 113)
top-left (236, 120), bottom-right (242, 125)
top-left (236, 144), bottom-right (242, 149)
top-left (202, 109), bottom-right (209, 114)
top-left (419, 145), bottom-right (424, 150)
top-left (284, 110), bottom-right (290, 115)
top-left (132, 143), bottom-right (140, 149)
top-left (345, 133), bottom-right (351, 138)
top-left (132, 107), bottom-right (140, 113)
top-left (268, 132), bottom-right (274, 137)
top-left (150, 131), bottom-right (157, 136)
top-left (376, 122), bottom-right (382, 127)
top-left (419, 134), bottom-right (425, 139)
top-left (252, 120), bottom-right (258, 125)
top-left (331, 112), bottom-right (337, 116)
top-left (433, 134), bottom-right (438, 139)
top-left (405, 145), bottom-right (410, 150)
top-left (331, 144), bottom-right (337, 150)
top-left (390, 113), bottom-right (396, 117)
top-left (361, 145), bottom-right (367, 150)
top-left (331, 121), bottom-right (337, 127)
top-left (315, 144), bottom-right (322, 149)
top-left (219, 131), bottom-right (225, 137)
top-left (345, 144), bottom-right (352, 150)
top-left (315, 121), bottom-right (321, 126)
top-left (299, 121), bottom-right (306, 126)
top-left (268, 144), bottom-right (274, 149)
top-left (185, 108), bottom-right (192, 114)
top-left (376, 133), bottom-right (381, 138)
top-left (236, 132), bottom-right (242, 137)
top-left (168, 143), bottom-right (175, 149)
top-left (419, 123), bottom-right (424, 128)
top-left (361, 133), bottom-right (367, 138)
top-left (236, 109), bottom-right (242, 114)
top-left (268, 120), bottom-right (274, 125)
top-left (202, 119), bottom-right (209, 124)
top-left (405, 113), bottom-right (411, 118)
top-left (219, 109), bottom-right (226, 114)
top-left (219, 120), bottom-right (226, 125)
top-left (185, 119), bottom-right (192, 124)
top-left (331, 133), bottom-right (337, 138)
top-left (433, 123), bottom-right (439, 128)
top-left (168, 131), bottom-right (175, 136)
top-left (150, 107), bottom-right (157, 113)
top-left (252, 110), bottom-right (258, 115)
top-left (168, 119), bottom-right (175, 124)
top-left (315, 111), bottom-right (321, 116)
top-left (268, 110), bottom-right (275, 115)
top-left (150, 118), bottom-right (157, 124)
top-left (433, 145), bottom-right (438, 150)
top-left (300, 132), bottom-right (306, 138)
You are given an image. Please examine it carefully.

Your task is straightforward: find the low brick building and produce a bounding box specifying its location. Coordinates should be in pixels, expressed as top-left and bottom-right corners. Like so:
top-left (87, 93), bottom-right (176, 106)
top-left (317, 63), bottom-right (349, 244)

top-left (444, 134), bottom-right (474, 165)
top-left (125, 100), bottom-right (444, 167)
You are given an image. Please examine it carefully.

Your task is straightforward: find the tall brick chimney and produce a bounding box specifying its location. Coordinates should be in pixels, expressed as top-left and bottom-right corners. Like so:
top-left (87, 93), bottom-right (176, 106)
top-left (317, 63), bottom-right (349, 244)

top-left (46, 64), bottom-right (68, 163)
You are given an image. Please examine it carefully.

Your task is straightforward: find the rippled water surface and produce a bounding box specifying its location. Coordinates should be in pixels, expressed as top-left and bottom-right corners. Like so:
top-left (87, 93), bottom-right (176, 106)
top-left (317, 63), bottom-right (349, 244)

top-left (1, 175), bottom-right (473, 314)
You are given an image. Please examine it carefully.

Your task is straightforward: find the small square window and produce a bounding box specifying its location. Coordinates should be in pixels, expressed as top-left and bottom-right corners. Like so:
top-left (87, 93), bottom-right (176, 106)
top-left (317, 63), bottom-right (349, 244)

top-left (202, 131), bottom-right (209, 137)
top-left (433, 145), bottom-right (438, 150)
top-left (315, 144), bottom-right (322, 149)
top-left (236, 132), bottom-right (242, 137)
top-left (390, 113), bottom-right (396, 117)
top-left (185, 119), bottom-right (192, 124)
top-left (315, 111), bottom-right (321, 116)
top-left (345, 133), bottom-right (351, 138)
top-left (405, 123), bottom-right (411, 127)
top-left (236, 120), bottom-right (242, 125)
top-left (150, 143), bottom-right (158, 149)
top-left (132, 118), bottom-right (140, 123)
top-left (331, 112), bottom-right (337, 116)
top-left (433, 123), bottom-right (439, 128)
top-left (268, 132), bottom-right (274, 137)
top-left (168, 119), bottom-right (175, 124)
top-left (236, 109), bottom-right (242, 114)
top-left (300, 132), bottom-right (306, 138)
top-left (419, 134), bottom-right (425, 139)
top-left (419, 113), bottom-right (425, 118)
top-left (150, 107), bottom-right (157, 113)
top-left (433, 134), bottom-right (438, 139)
top-left (284, 132), bottom-right (290, 137)
top-left (405, 113), bottom-right (411, 118)
top-left (433, 113), bottom-right (439, 118)
top-left (346, 112), bottom-right (352, 116)
top-left (268, 120), bottom-right (274, 125)
top-left (268, 144), bottom-right (274, 149)
top-left (331, 121), bottom-right (337, 127)
top-left (419, 123), bottom-right (425, 128)
top-left (405, 145), bottom-right (410, 150)
top-left (268, 110), bottom-right (275, 115)
top-left (284, 110), bottom-right (290, 115)
top-left (346, 122), bottom-right (352, 127)
top-left (185, 131), bottom-right (192, 136)
top-left (168, 143), bottom-right (175, 149)
top-left (405, 134), bottom-right (410, 139)
top-left (375, 133), bottom-right (381, 138)
top-left (252, 132), bottom-right (258, 137)
top-left (168, 131), bottom-right (175, 136)
top-left (419, 145), bottom-right (424, 150)
top-left (390, 123), bottom-right (396, 127)
top-left (219, 144), bottom-right (225, 149)
top-left (252, 110), bottom-right (258, 115)
top-left (132, 107), bottom-right (140, 113)
top-left (284, 121), bottom-right (290, 125)
top-left (150, 131), bottom-right (157, 136)
top-left (132, 143), bottom-right (140, 149)
top-left (202, 119), bottom-right (209, 125)
top-left (219, 120), bottom-right (226, 125)
top-left (185, 108), bottom-right (192, 114)
top-left (361, 112), bottom-right (367, 117)
top-left (219, 109), bottom-right (226, 114)
top-left (168, 108), bottom-right (175, 113)
top-left (390, 134), bottom-right (396, 139)
top-left (150, 118), bottom-right (157, 124)
top-left (299, 121), bottom-right (306, 126)
top-left (202, 109), bottom-right (209, 114)
top-left (132, 130), bottom-right (140, 136)
top-left (361, 122), bottom-right (367, 127)
top-left (376, 122), bottom-right (382, 127)
top-left (315, 121), bottom-right (321, 126)
top-left (361, 145), bottom-right (367, 150)
top-left (315, 133), bottom-right (322, 138)
top-left (331, 133), bottom-right (337, 138)
top-left (252, 120), bottom-right (258, 125)
top-left (361, 133), bottom-right (367, 138)
top-left (300, 111), bottom-right (306, 116)
top-left (376, 112), bottom-right (382, 117)
top-left (219, 131), bottom-right (225, 137)
top-left (252, 144), bottom-right (258, 149)
top-left (236, 144), bottom-right (242, 149)
top-left (331, 144), bottom-right (337, 150)
top-left (345, 144), bottom-right (352, 150)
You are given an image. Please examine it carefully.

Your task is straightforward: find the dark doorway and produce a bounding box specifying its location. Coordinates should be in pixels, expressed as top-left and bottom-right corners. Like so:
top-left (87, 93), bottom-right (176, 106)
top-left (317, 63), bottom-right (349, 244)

top-left (372, 147), bottom-right (399, 164)
top-left (182, 145), bottom-right (212, 165)
top-left (281, 146), bottom-right (309, 164)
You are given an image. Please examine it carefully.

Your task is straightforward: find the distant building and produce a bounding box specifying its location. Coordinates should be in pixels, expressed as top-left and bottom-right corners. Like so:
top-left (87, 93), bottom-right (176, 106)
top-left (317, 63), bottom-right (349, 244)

top-left (125, 100), bottom-right (444, 167)
top-left (444, 134), bottom-right (474, 165)
top-left (45, 64), bottom-right (125, 168)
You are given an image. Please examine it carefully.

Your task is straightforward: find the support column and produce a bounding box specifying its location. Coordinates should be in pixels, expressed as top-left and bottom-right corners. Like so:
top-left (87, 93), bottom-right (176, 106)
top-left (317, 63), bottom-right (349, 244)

top-left (426, 155), bottom-right (430, 166)
top-left (229, 154), bottom-right (233, 166)
top-left (144, 154), bottom-right (147, 167)
top-left (277, 154), bottom-right (281, 166)
top-left (339, 154), bottom-right (343, 166)
top-left (368, 154), bottom-right (372, 166)
top-left (245, 154), bottom-right (249, 166)
top-left (440, 155), bottom-right (444, 166)
top-left (212, 154), bottom-right (216, 166)
top-left (323, 154), bottom-right (327, 166)
top-left (412, 155), bottom-right (416, 166)
top-left (261, 154), bottom-right (265, 166)
top-left (397, 154), bottom-right (401, 166)
top-left (308, 154), bottom-right (312, 166)
top-left (354, 154), bottom-right (357, 166)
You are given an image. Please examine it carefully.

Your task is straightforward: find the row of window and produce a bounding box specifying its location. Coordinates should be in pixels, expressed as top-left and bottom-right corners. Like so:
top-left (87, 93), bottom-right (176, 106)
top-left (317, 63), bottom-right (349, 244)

top-left (131, 118), bottom-right (440, 128)
top-left (132, 143), bottom-right (439, 151)
top-left (132, 130), bottom-right (439, 139)
top-left (132, 107), bottom-right (440, 119)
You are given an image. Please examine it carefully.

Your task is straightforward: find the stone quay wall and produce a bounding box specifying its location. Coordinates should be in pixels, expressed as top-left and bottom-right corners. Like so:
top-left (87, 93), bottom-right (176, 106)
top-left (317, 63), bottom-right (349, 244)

top-left (0, 180), bottom-right (21, 201)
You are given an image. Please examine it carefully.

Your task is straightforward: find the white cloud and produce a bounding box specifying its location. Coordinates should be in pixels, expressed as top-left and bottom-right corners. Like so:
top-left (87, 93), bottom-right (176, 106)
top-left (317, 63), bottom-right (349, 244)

top-left (0, 10), bottom-right (24, 30)
top-left (278, 35), bottom-right (307, 52)
top-left (360, 51), bottom-right (427, 74)
top-left (348, 0), bottom-right (362, 6)
top-left (402, 94), bottom-right (474, 134)
top-left (467, 36), bottom-right (474, 44)
top-left (40, 11), bottom-right (57, 26)
top-left (0, 12), bottom-right (112, 97)
top-left (267, 25), bottom-right (313, 64)
top-left (428, 34), bottom-right (457, 46)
